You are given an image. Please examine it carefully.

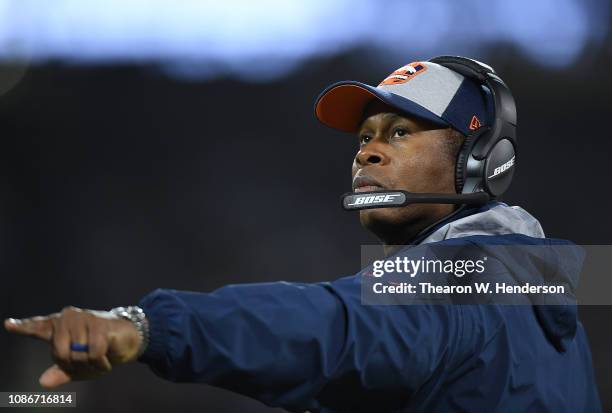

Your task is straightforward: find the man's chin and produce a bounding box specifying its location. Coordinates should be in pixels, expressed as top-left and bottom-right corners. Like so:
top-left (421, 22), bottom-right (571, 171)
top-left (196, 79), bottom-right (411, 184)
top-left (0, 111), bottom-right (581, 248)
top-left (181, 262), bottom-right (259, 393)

top-left (359, 207), bottom-right (413, 239)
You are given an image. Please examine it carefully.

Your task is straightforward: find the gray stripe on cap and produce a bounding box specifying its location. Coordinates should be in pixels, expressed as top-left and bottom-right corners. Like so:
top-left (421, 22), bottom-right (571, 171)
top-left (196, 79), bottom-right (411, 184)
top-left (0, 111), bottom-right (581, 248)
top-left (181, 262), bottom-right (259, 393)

top-left (378, 62), bottom-right (464, 116)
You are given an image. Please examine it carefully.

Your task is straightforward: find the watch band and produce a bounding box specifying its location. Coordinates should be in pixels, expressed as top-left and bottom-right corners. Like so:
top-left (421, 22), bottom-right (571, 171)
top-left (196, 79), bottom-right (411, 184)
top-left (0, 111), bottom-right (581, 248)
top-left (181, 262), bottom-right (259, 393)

top-left (109, 305), bottom-right (149, 358)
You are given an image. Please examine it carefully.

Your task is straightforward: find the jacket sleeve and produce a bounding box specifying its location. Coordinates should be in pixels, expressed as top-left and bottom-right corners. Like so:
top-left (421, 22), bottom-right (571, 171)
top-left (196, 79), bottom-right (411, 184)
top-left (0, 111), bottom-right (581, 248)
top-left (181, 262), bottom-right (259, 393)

top-left (137, 275), bottom-right (467, 412)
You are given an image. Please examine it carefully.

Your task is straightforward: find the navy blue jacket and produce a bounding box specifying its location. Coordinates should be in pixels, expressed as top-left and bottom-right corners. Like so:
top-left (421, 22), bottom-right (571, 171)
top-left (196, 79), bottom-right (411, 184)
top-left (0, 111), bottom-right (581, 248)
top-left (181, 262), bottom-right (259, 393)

top-left (138, 202), bottom-right (601, 412)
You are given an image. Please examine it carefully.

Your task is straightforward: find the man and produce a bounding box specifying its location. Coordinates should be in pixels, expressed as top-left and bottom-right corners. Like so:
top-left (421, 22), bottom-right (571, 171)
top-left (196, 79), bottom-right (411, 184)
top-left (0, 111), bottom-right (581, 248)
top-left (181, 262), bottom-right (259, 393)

top-left (5, 58), bottom-right (601, 412)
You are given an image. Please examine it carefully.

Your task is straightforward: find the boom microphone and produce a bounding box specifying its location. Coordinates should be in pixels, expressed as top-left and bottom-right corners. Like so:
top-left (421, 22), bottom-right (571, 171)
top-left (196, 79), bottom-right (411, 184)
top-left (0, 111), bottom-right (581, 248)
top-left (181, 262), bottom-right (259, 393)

top-left (342, 190), bottom-right (490, 211)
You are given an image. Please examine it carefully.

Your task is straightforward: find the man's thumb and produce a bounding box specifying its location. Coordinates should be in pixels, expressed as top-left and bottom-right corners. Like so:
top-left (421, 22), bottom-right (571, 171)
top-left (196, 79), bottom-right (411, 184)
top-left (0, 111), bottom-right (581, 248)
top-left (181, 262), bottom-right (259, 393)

top-left (39, 365), bottom-right (72, 389)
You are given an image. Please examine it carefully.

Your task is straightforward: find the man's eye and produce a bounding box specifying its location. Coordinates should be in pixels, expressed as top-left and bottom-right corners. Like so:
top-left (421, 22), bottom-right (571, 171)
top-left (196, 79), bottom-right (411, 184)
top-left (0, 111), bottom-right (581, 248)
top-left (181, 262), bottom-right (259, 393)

top-left (359, 135), bottom-right (372, 145)
top-left (392, 128), bottom-right (408, 138)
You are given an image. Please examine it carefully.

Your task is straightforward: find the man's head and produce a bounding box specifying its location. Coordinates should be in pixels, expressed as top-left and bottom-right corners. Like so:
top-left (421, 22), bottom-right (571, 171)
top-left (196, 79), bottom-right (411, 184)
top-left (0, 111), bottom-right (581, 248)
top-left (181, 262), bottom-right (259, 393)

top-left (352, 101), bottom-right (465, 245)
top-left (315, 59), bottom-right (492, 246)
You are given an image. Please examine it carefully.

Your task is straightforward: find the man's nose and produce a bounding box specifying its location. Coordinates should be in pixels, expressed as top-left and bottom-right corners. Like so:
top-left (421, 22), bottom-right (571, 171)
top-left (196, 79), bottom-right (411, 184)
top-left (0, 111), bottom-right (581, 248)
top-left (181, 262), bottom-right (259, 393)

top-left (355, 144), bottom-right (388, 167)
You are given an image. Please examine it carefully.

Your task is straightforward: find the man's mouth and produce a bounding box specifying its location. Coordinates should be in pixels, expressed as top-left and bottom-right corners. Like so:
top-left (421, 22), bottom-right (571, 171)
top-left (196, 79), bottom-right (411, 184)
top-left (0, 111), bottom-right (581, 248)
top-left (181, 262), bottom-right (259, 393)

top-left (352, 176), bottom-right (385, 193)
top-left (355, 185), bottom-right (384, 193)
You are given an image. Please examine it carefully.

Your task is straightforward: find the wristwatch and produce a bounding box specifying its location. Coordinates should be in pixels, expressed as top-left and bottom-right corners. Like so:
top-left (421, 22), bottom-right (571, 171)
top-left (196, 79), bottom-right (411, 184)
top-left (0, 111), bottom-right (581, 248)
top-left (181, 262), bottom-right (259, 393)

top-left (109, 305), bottom-right (149, 358)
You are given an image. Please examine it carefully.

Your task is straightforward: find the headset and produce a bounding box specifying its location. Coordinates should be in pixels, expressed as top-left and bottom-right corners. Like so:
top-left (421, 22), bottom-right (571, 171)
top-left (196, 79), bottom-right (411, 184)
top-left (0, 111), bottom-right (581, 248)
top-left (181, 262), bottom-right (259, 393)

top-left (342, 55), bottom-right (517, 211)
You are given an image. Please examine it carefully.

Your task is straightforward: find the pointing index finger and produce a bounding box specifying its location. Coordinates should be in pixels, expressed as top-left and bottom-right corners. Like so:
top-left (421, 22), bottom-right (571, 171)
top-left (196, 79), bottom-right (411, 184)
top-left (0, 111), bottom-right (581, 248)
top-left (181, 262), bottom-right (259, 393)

top-left (4, 315), bottom-right (55, 341)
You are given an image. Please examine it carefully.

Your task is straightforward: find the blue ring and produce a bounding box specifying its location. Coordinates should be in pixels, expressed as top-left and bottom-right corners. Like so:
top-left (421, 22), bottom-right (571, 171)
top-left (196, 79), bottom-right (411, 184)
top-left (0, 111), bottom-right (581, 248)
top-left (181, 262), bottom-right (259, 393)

top-left (70, 343), bottom-right (89, 352)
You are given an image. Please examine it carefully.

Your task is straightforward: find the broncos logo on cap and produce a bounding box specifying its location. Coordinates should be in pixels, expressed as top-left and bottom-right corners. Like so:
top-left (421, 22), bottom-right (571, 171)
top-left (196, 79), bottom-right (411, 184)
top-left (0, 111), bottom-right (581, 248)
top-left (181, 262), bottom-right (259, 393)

top-left (378, 62), bottom-right (427, 86)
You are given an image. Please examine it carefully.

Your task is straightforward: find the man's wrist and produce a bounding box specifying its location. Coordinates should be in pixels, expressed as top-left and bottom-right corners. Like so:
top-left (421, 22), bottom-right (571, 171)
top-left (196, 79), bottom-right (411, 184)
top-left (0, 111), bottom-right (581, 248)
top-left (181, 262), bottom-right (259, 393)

top-left (109, 306), bottom-right (149, 358)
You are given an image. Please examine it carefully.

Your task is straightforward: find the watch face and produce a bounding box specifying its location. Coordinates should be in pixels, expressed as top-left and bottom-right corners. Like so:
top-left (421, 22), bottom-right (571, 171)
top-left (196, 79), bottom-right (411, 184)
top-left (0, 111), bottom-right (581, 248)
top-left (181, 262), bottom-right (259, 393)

top-left (126, 306), bottom-right (144, 320)
top-left (112, 307), bottom-right (129, 318)
top-left (111, 306), bottom-right (145, 323)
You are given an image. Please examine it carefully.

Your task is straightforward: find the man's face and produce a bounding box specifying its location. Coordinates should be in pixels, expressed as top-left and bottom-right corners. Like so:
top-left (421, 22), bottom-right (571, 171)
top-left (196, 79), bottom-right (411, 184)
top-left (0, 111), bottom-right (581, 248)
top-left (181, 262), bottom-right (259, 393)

top-left (352, 103), bottom-right (458, 244)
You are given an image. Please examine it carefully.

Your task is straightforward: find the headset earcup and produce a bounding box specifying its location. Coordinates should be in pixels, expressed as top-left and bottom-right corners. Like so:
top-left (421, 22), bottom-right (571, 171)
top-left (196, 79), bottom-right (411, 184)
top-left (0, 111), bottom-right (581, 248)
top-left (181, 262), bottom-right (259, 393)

top-left (455, 127), bottom-right (489, 194)
top-left (483, 138), bottom-right (516, 197)
top-left (455, 134), bottom-right (475, 194)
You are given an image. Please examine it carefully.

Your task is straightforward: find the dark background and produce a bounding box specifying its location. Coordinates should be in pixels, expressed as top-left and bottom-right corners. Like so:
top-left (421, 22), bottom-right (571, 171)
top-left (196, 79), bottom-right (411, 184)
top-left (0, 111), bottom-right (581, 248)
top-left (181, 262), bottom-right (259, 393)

top-left (1, 45), bottom-right (611, 411)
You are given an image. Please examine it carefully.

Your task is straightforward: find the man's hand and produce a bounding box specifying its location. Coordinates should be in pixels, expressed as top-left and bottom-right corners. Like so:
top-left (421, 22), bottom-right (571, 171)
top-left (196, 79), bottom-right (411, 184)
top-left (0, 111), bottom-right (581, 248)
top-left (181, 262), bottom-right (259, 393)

top-left (4, 307), bottom-right (142, 389)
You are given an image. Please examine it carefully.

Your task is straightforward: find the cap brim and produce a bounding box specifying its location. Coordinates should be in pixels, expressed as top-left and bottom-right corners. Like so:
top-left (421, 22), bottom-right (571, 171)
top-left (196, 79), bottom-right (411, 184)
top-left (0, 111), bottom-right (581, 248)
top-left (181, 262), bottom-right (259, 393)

top-left (314, 81), bottom-right (449, 133)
